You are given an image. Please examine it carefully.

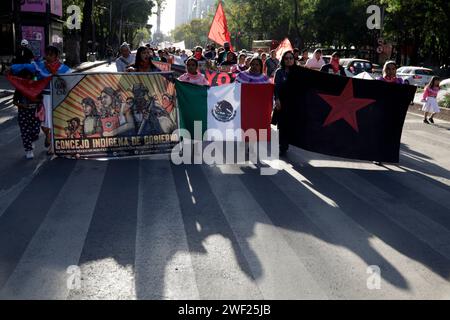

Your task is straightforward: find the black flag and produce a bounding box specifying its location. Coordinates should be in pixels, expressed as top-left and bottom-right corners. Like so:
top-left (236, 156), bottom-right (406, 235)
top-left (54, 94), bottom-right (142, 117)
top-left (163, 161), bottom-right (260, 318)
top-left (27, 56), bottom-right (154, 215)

top-left (281, 67), bottom-right (417, 163)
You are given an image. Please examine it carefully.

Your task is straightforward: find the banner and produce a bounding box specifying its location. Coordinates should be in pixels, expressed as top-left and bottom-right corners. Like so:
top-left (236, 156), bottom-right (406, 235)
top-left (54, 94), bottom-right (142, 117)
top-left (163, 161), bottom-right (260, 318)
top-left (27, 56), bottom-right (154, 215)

top-left (171, 64), bottom-right (237, 87)
top-left (52, 73), bottom-right (179, 159)
top-left (154, 61), bottom-right (171, 71)
top-left (282, 67), bottom-right (416, 163)
top-left (176, 81), bottom-right (274, 141)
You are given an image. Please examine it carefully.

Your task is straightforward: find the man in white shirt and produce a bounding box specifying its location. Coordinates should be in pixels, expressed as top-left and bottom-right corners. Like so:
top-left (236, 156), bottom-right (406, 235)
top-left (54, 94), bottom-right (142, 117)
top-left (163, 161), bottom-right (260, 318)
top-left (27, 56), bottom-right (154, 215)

top-left (305, 48), bottom-right (325, 71)
top-left (115, 43), bottom-right (134, 72)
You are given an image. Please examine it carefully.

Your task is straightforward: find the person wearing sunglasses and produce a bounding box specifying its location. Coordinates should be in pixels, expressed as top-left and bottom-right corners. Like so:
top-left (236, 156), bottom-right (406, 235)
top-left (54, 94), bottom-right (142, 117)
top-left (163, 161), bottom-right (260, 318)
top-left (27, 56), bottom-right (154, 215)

top-left (320, 52), bottom-right (346, 76)
top-left (272, 51), bottom-right (298, 156)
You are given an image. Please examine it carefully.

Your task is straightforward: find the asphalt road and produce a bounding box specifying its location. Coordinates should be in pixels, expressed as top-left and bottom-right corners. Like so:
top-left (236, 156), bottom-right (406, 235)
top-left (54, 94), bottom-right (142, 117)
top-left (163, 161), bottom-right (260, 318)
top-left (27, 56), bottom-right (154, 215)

top-left (0, 65), bottom-right (449, 299)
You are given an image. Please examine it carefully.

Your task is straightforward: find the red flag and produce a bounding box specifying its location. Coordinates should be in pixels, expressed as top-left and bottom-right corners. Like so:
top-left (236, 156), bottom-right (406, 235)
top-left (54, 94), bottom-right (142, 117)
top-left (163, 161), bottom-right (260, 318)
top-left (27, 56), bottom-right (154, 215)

top-left (275, 38), bottom-right (294, 60)
top-left (7, 73), bottom-right (51, 101)
top-left (208, 1), bottom-right (233, 50)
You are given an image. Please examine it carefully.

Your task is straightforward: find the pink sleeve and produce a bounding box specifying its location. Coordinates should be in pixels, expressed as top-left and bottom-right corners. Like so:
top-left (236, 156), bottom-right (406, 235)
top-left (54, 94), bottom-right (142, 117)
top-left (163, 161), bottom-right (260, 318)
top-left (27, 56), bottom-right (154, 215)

top-left (178, 73), bottom-right (188, 82)
top-left (422, 87), bottom-right (430, 100)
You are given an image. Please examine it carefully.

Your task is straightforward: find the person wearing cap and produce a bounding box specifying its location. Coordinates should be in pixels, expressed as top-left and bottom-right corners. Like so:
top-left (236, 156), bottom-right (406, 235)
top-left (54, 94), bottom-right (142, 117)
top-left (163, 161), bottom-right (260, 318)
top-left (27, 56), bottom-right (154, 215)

top-left (116, 43), bottom-right (134, 72)
top-left (13, 39), bottom-right (35, 64)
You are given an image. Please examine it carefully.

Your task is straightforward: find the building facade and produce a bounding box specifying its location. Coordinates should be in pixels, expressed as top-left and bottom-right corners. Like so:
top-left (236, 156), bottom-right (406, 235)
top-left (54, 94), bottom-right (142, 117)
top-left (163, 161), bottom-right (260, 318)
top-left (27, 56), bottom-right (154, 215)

top-left (175, 0), bottom-right (216, 28)
top-left (0, 0), bottom-right (63, 63)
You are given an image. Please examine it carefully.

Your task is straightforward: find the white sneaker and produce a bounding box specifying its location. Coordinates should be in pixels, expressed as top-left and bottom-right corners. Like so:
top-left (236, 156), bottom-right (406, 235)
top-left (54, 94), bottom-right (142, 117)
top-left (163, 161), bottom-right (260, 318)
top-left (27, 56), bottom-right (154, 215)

top-left (25, 150), bottom-right (34, 159)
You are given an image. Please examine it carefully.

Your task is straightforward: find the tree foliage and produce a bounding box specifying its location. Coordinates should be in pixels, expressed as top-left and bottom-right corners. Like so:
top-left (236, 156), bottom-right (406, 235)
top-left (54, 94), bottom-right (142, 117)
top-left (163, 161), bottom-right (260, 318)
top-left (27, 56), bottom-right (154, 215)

top-left (222, 0), bottom-right (448, 66)
top-left (63, 0), bottom-right (155, 62)
top-left (171, 19), bottom-right (212, 49)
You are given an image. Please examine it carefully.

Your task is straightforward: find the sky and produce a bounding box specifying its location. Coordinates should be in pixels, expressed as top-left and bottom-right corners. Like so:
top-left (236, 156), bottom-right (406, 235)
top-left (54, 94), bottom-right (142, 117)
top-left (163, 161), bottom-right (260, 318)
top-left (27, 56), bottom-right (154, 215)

top-left (148, 0), bottom-right (176, 35)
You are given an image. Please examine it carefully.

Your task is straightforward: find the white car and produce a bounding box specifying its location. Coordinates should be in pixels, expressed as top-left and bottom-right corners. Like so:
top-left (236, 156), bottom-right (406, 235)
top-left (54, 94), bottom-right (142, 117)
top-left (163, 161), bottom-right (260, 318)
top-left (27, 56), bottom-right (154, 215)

top-left (340, 59), bottom-right (375, 78)
top-left (396, 67), bottom-right (435, 87)
top-left (438, 78), bottom-right (450, 104)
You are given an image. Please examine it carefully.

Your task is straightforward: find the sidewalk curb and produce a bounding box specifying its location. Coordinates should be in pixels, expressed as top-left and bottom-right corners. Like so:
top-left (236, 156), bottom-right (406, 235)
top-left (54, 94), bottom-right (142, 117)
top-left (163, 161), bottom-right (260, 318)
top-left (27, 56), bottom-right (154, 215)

top-left (408, 103), bottom-right (450, 122)
top-left (72, 60), bottom-right (108, 73)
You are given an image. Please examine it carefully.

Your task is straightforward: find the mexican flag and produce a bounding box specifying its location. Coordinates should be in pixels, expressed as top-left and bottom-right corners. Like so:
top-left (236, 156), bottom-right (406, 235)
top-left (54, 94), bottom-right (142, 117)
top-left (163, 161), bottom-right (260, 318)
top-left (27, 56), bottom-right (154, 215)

top-left (176, 81), bottom-right (274, 141)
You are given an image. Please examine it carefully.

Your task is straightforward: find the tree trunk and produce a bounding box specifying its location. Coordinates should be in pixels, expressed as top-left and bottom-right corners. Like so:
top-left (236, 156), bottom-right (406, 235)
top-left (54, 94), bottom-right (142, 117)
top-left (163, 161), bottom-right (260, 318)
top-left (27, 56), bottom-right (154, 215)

top-left (293, 0), bottom-right (303, 49)
top-left (80, 0), bottom-right (94, 63)
top-left (64, 32), bottom-right (81, 67)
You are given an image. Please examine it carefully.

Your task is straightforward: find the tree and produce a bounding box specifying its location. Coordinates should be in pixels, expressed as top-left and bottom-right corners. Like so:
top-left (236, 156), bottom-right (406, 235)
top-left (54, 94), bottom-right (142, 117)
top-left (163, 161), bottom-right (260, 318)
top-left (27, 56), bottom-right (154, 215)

top-left (62, 0), bottom-right (156, 64)
top-left (171, 19), bottom-right (211, 49)
top-left (80, 0), bottom-right (94, 62)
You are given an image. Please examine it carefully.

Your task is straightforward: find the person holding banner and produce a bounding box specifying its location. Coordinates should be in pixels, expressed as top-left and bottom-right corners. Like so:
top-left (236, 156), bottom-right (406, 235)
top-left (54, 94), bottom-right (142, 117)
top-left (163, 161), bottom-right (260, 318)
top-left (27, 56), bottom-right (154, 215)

top-left (273, 51), bottom-right (298, 156)
top-left (12, 69), bottom-right (43, 159)
top-left (236, 57), bottom-right (270, 84)
top-left (127, 47), bottom-right (161, 73)
top-left (178, 57), bottom-right (209, 86)
top-left (11, 45), bottom-right (71, 155)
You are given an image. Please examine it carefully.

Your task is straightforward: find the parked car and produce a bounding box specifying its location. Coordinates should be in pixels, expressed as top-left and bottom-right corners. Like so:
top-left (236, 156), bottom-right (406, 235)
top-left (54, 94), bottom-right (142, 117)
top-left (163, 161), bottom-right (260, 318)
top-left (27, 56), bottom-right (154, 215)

top-left (339, 58), bottom-right (374, 77)
top-left (372, 63), bottom-right (382, 77)
top-left (396, 67), bottom-right (435, 87)
top-left (438, 78), bottom-right (450, 107)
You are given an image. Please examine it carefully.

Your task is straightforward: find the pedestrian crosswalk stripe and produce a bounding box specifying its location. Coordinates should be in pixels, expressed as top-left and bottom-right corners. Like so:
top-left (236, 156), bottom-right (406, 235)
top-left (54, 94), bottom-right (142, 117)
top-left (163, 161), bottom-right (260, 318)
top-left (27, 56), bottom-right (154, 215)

top-left (202, 164), bottom-right (329, 299)
top-left (0, 160), bottom-right (107, 299)
top-left (135, 159), bottom-right (199, 300)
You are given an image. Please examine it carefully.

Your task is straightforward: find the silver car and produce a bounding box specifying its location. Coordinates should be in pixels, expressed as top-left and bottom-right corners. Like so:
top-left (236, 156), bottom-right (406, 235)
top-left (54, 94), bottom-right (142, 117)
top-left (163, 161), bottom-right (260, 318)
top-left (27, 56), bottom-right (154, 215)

top-left (396, 67), bottom-right (435, 87)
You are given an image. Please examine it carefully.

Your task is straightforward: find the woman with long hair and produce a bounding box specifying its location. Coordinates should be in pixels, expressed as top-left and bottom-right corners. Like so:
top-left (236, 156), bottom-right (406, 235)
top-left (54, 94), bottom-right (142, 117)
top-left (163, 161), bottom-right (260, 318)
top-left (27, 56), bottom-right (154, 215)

top-left (127, 46), bottom-right (160, 73)
top-left (273, 50), bottom-right (298, 156)
top-left (235, 57), bottom-right (270, 84)
top-left (178, 57), bottom-right (209, 86)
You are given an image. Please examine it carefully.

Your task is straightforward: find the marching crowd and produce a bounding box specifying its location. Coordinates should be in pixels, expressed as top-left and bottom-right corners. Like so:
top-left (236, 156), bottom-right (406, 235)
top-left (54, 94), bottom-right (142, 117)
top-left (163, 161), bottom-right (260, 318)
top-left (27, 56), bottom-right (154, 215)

top-left (8, 39), bottom-right (442, 159)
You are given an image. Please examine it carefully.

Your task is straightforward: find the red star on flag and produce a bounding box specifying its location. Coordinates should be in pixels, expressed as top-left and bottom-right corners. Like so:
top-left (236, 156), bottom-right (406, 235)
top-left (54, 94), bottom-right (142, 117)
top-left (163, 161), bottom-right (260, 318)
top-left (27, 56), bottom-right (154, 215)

top-left (318, 79), bottom-right (376, 132)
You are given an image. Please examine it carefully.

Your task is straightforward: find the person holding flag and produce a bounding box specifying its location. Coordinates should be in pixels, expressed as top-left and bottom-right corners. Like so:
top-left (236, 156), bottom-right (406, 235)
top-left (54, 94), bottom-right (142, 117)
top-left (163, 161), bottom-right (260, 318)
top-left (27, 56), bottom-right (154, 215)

top-left (178, 57), bottom-right (209, 86)
top-left (273, 50), bottom-right (298, 156)
top-left (12, 68), bottom-right (43, 159)
top-left (208, 1), bottom-right (233, 64)
top-left (10, 45), bottom-right (71, 154)
top-left (236, 57), bottom-right (270, 84)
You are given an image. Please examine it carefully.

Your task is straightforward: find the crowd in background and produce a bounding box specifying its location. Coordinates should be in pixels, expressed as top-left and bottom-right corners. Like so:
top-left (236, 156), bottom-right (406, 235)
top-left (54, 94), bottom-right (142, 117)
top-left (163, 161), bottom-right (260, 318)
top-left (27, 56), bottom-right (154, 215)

top-left (8, 39), bottom-right (442, 160)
